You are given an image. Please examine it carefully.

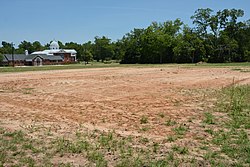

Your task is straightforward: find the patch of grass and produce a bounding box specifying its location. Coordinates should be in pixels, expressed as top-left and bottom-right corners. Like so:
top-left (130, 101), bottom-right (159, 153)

top-left (232, 68), bottom-right (250, 73)
top-left (221, 85), bottom-right (250, 129)
top-left (158, 112), bottom-right (165, 118)
top-left (140, 115), bottom-right (148, 124)
top-left (164, 118), bottom-right (177, 126)
top-left (22, 88), bottom-right (34, 94)
top-left (173, 125), bottom-right (188, 136)
top-left (139, 126), bottom-right (150, 132)
top-left (166, 135), bottom-right (178, 142)
top-left (210, 85), bottom-right (250, 165)
top-left (0, 63), bottom-right (121, 73)
top-left (167, 151), bottom-right (175, 162)
top-left (171, 145), bottom-right (189, 154)
top-left (152, 142), bottom-right (159, 153)
top-left (0, 128), bottom-right (49, 166)
top-left (231, 68), bottom-right (242, 71)
top-left (240, 69), bottom-right (250, 73)
top-left (87, 151), bottom-right (107, 167)
top-left (204, 128), bottom-right (214, 135)
top-left (54, 137), bottom-right (90, 154)
top-left (203, 112), bottom-right (215, 124)
top-left (139, 137), bottom-right (149, 144)
top-left (204, 150), bottom-right (218, 160)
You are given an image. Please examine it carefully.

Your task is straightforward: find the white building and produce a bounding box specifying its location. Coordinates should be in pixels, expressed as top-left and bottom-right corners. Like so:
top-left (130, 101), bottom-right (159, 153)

top-left (31, 41), bottom-right (77, 62)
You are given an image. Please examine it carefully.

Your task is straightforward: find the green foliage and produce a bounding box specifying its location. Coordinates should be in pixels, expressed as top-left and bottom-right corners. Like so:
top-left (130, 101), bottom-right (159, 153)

top-left (203, 112), bottom-right (215, 124)
top-left (0, 54), bottom-right (3, 64)
top-left (166, 135), bottom-right (178, 142)
top-left (120, 8), bottom-right (250, 64)
top-left (171, 145), bottom-right (189, 154)
top-left (140, 115), bottom-right (148, 124)
top-left (173, 125), bottom-right (188, 136)
top-left (165, 118), bottom-right (177, 126)
top-left (87, 151), bottom-right (107, 167)
top-left (0, 41), bottom-right (12, 54)
top-left (211, 85), bottom-right (250, 165)
top-left (93, 36), bottom-right (114, 62)
top-left (222, 85), bottom-right (250, 129)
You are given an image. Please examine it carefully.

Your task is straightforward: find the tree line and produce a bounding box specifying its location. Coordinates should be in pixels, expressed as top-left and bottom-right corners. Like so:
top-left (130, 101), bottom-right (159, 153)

top-left (1, 8), bottom-right (250, 64)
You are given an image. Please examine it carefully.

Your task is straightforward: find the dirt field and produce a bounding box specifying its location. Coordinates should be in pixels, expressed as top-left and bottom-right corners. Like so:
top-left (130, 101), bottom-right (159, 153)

top-left (0, 66), bottom-right (249, 166)
top-left (0, 67), bottom-right (249, 136)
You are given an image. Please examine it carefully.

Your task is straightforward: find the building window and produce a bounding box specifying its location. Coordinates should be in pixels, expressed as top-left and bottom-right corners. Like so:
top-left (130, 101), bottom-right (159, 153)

top-left (60, 54), bottom-right (64, 60)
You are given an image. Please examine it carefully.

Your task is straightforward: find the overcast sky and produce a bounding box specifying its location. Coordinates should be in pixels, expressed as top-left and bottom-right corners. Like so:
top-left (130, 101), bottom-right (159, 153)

top-left (0, 0), bottom-right (250, 45)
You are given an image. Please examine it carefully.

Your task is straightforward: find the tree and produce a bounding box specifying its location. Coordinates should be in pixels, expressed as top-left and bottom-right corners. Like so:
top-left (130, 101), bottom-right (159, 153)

top-left (120, 19), bottom-right (183, 64)
top-left (112, 40), bottom-right (125, 61)
top-left (18, 41), bottom-right (34, 54)
top-left (65, 42), bottom-right (82, 60)
top-left (191, 8), bottom-right (213, 37)
top-left (0, 53), bottom-right (3, 65)
top-left (83, 50), bottom-right (93, 64)
top-left (174, 26), bottom-right (205, 63)
top-left (191, 8), bottom-right (246, 63)
top-left (120, 28), bottom-right (144, 64)
top-left (58, 41), bottom-right (65, 49)
top-left (93, 36), bottom-right (114, 62)
top-left (33, 41), bottom-right (44, 51)
top-left (1, 41), bottom-right (12, 54)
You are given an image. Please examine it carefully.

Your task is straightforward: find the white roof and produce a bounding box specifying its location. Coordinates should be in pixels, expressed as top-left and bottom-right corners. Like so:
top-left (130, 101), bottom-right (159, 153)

top-left (31, 49), bottom-right (77, 55)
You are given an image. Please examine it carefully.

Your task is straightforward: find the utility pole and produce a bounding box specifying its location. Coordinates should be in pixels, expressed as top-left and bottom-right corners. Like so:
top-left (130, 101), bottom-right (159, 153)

top-left (11, 42), bottom-right (15, 67)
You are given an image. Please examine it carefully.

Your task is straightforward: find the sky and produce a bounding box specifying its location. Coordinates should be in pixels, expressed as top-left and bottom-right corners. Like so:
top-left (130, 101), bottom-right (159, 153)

top-left (0, 0), bottom-right (250, 46)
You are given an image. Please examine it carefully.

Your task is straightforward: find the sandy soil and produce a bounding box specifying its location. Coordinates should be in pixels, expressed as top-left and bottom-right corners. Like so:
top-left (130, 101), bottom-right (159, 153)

top-left (0, 67), bottom-right (249, 140)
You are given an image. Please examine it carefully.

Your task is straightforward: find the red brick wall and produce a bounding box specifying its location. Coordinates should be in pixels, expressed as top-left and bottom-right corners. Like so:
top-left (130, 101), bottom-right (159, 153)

top-left (53, 53), bottom-right (73, 63)
top-left (8, 61), bottom-right (25, 66)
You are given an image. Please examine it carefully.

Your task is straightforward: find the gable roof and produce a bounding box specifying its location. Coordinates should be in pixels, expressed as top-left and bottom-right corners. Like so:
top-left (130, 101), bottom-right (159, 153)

top-left (25, 54), bottom-right (63, 62)
top-left (2, 54), bottom-right (63, 62)
top-left (3, 54), bottom-right (27, 62)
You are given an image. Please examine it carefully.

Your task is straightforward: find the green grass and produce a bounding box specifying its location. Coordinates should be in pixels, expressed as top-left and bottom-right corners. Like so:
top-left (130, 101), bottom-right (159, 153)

top-left (166, 135), bottom-right (178, 142)
top-left (173, 125), bottom-right (188, 136)
top-left (203, 112), bottom-right (215, 124)
top-left (0, 124), bottom-right (198, 167)
top-left (165, 118), bottom-right (177, 126)
top-left (140, 115), bottom-right (148, 124)
top-left (203, 85), bottom-right (250, 166)
top-left (171, 145), bottom-right (189, 154)
top-left (0, 62), bottom-right (120, 73)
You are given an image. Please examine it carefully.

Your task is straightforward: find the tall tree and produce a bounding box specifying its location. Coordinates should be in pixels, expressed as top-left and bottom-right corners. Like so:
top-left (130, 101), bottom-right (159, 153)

top-left (32, 41), bottom-right (44, 51)
top-left (18, 41), bottom-right (34, 54)
top-left (174, 26), bottom-right (205, 63)
top-left (191, 8), bottom-right (246, 62)
top-left (0, 53), bottom-right (3, 64)
top-left (93, 36), bottom-right (114, 62)
top-left (65, 42), bottom-right (82, 60)
top-left (1, 41), bottom-right (12, 54)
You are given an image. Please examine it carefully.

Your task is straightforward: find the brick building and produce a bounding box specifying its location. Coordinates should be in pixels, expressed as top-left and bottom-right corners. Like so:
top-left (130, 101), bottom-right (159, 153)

top-left (1, 41), bottom-right (77, 66)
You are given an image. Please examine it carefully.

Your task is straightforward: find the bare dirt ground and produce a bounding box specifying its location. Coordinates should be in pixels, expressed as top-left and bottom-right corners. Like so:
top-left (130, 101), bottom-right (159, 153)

top-left (0, 67), bottom-right (249, 137)
top-left (0, 66), bottom-right (249, 166)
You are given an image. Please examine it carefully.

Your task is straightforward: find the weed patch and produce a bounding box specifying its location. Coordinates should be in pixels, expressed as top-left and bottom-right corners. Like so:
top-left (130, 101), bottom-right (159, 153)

top-left (209, 85), bottom-right (250, 165)
top-left (140, 116), bottom-right (148, 124)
